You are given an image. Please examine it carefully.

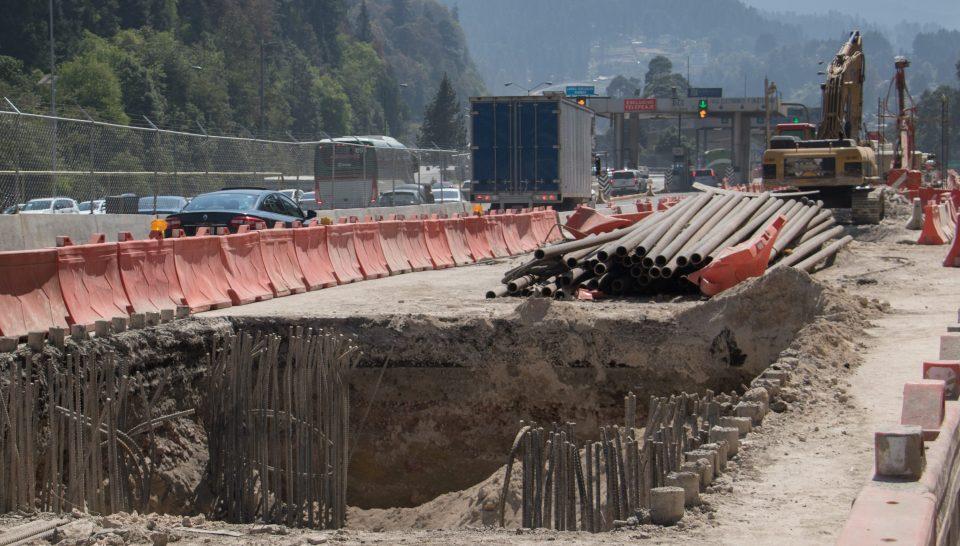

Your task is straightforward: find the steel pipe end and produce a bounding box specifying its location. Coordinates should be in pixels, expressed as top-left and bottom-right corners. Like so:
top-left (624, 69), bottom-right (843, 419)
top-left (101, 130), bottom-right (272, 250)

top-left (654, 255), bottom-right (668, 267)
top-left (534, 249), bottom-right (546, 259)
top-left (594, 263), bottom-right (608, 275)
top-left (565, 257), bottom-right (579, 268)
top-left (540, 286), bottom-right (553, 297)
top-left (596, 250), bottom-right (610, 262)
top-left (485, 290), bottom-right (498, 299)
top-left (676, 256), bottom-right (689, 268)
top-left (690, 253), bottom-right (704, 265)
top-left (660, 266), bottom-right (673, 278)
top-left (648, 266), bottom-right (662, 278)
top-left (641, 256), bottom-right (655, 268)
top-left (615, 246), bottom-right (629, 257)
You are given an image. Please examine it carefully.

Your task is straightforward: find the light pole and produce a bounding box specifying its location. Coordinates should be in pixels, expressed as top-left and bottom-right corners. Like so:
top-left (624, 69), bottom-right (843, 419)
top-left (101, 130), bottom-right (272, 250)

top-left (259, 40), bottom-right (277, 138)
top-left (504, 81), bottom-right (553, 96)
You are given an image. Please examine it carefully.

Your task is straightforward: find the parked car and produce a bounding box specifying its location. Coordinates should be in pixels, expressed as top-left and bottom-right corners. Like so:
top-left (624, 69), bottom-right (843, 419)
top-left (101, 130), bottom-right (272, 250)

top-left (3, 203), bottom-right (25, 214)
top-left (692, 168), bottom-right (720, 187)
top-left (434, 187), bottom-right (464, 203)
top-left (299, 191), bottom-right (320, 211)
top-left (164, 189), bottom-right (316, 235)
top-left (78, 200), bottom-right (106, 214)
top-left (377, 188), bottom-right (424, 207)
top-left (138, 195), bottom-right (188, 215)
top-left (280, 188), bottom-right (305, 203)
top-left (20, 197), bottom-right (79, 214)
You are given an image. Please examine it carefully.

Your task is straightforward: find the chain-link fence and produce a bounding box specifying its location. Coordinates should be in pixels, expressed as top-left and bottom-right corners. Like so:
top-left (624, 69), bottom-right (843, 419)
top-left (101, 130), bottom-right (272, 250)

top-left (0, 106), bottom-right (469, 213)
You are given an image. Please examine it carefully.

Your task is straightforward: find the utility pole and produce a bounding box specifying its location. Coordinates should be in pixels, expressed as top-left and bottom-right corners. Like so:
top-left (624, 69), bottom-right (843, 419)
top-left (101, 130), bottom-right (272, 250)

top-left (942, 95), bottom-right (949, 182)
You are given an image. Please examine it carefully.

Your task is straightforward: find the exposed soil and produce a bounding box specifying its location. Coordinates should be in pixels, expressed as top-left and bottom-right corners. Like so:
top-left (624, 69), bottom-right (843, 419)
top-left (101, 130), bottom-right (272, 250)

top-left (3, 197), bottom-right (951, 545)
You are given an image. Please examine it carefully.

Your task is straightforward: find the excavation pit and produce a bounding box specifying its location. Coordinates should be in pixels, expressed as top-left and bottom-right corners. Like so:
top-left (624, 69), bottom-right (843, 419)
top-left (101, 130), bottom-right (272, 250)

top-left (1, 266), bottom-right (829, 520)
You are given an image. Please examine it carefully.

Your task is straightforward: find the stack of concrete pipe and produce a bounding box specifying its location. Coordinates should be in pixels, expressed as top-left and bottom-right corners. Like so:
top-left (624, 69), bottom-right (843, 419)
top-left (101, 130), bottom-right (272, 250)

top-left (489, 190), bottom-right (851, 299)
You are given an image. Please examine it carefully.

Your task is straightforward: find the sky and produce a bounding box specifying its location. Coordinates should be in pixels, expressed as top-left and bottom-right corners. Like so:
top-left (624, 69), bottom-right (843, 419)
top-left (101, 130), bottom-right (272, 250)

top-left (741, 0), bottom-right (959, 29)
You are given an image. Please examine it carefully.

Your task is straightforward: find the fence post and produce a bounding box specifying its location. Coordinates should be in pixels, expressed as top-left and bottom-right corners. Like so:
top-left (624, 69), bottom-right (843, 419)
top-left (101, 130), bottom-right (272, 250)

top-left (143, 116), bottom-right (160, 216)
top-left (197, 119), bottom-right (211, 194)
top-left (3, 98), bottom-right (25, 207)
top-left (76, 106), bottom-right (97, 214)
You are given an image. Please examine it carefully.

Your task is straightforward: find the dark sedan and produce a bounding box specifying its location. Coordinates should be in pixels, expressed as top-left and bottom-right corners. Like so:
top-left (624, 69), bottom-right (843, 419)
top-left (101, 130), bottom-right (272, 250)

top-left (165, 189), bottom-right (315, 235)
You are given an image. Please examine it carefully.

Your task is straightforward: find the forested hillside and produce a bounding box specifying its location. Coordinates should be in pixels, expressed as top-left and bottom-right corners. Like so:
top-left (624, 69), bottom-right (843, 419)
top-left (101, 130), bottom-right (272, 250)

top-left (445, 0), bottom-right (960, 106)
top-left (0, 0), bottom-right (485, 142)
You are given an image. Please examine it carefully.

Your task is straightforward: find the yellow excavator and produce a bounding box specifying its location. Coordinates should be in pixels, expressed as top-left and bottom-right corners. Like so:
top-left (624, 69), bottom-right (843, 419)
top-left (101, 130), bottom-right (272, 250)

top-left (762, 31), bottom-right (885, 224)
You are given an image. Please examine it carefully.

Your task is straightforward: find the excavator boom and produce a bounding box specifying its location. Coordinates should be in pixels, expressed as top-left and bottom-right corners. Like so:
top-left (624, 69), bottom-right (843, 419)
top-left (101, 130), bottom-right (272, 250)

top-left (817, 31), bottom-right (865, 141)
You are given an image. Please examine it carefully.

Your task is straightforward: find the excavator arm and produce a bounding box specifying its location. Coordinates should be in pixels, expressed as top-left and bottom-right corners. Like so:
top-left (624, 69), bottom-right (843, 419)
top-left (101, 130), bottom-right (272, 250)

top-left (817, 31), bottom-right (865, 141)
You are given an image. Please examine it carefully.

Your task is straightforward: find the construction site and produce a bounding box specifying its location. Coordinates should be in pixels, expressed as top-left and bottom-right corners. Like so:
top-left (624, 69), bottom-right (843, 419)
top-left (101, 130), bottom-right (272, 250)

top-left (1, 26), bottom-right (960, 546)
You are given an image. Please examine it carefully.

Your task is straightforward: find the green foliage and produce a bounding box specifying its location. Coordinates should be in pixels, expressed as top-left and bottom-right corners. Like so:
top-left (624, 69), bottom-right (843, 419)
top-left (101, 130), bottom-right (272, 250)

top-left (0, 0), bottom-right (484, 143)
top-left (58, 54), bottom-right (129, 123)
top-left (642, 56), bottom-right (688, 98)
top-left (915, 86), bottom-right (959, 164)
top-left (417, 73), bottom-right (465, 149)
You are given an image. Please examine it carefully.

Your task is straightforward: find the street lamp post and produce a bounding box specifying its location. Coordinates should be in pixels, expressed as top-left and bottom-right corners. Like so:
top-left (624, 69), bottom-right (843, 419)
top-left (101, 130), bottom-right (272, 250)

top-left (49, 0), bottom-right (57, 193)
top-left (504, 81), bottom-right (553, 96)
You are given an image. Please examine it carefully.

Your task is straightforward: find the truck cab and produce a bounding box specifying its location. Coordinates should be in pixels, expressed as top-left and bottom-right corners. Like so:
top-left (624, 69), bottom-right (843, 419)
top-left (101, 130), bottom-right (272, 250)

top-left (774, 123), bottom-right (817, 141)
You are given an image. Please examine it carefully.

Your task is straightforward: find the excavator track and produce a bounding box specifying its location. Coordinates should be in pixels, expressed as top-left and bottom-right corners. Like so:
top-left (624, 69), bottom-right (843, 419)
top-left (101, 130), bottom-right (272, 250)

top-left (851, 186), bottom-right (886, 225)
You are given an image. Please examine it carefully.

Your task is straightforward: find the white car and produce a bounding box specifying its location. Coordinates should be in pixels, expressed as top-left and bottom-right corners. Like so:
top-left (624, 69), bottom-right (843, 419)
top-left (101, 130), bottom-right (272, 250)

top-left (20, 197), bottom-right (80, 214)
top-left (78, 199), bottom-right (106, 214)
top-left (434, 187), bottom-right (464, 203)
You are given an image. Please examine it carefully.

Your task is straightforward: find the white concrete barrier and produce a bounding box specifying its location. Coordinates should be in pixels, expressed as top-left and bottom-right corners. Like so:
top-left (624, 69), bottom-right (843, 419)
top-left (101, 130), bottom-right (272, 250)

top-left (0, 214), bottom-right (151, 251)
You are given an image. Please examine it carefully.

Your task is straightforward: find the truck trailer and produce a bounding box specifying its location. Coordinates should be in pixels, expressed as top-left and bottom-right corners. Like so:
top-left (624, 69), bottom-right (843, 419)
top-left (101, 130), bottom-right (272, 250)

top-left (469, 96), bottom-right (594, 210)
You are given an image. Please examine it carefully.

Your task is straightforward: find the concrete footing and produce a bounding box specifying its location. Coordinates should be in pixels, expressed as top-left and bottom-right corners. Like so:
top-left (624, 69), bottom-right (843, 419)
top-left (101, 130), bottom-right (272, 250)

top-left (0, 337), bottom-right (18, 352)
top-left (145, 312), bottom-right (160, 326)
top-left (720, 416), bottom-right (753, 437)
top-left (666, 471), bottom-right (701, 506)
top-left (710, 426), bottom-right (741, 456)
top-left (94, 320), bottom-right (111, 337)
top-left (48, 327), bottom-right (65, 349)
top-left (650, 486), bottom-right (685, 525)
top-left (27, 331), bottom-right (45, 351)
top-left (129, 313), bottom-right (146, 329)
top-left (176, 305), bottom-right (191, 319)
top-left (70, 324), bottom-right (87, 342)
top-left (111, 317), bottom-right (128, 333)
top-left (160, 308), bottom-right (175, 323)
top-left (735, 401), bottom-right (765, 425)
top-left (686, 449), bottom-right (718, 478)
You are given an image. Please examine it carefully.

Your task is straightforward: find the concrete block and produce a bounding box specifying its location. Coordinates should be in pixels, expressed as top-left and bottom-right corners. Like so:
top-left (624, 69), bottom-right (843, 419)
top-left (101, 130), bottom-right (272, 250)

top-left (901, 380), bottom-right (946, 440)
top-left (94, 320), bottom-right (111, 337)
top-left (129, 313), bottom-right (146, 329)
top-left (710, 426), bottom-right (740, 456)
top-left (681, 461), bottom-right (708, 490)
top-left (941, 334), bottom-right (960, 360)
top-left (27, 331), bottom-right (45, 351)
top-left (761, 369), bottom-right (789, 385)
top-left (665, 471), bottom-right (700, 506)
top-left (145, 312), bottom-right (160, 327)
top-left (720, 416), bottom-right (753, 437)
top-left (176, 305), bottom-right (191, 319)
top-left (0, 337), bottom-right (18, 353)
top-left (751, 378), bottom-right (781, 398)
top-left (735, 402), bottom-right (765, 426)
top-left (70, 324), bottom-right (87, 342)
top-left (650, 487), bottom-right (685, 525)
top-left (111, 317), bottom-right (128, 333)
top-left (875, 425), bottom-right (925, 479)
top-left (923, 360), bottom-right (960, 400)
top-left (48, 327), bottom-right (65, 349)
top-left (160, 309), bottom-right (175, 323)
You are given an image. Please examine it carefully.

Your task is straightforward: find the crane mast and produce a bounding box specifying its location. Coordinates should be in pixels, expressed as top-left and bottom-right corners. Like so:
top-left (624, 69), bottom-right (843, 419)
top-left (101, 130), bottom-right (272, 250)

top-left (889, 56), bottom-right (916, 171)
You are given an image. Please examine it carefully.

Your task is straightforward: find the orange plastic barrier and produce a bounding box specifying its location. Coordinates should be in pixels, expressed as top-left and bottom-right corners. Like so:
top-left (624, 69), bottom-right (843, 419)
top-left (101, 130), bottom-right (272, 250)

top-left (57, 237), bottom-right (132, 328)
top-left (483, 216), bottom-right (511, 258)
top-left (353, 222), bottom-right (390, 279)
top-left (918, 203), bottom-right (951, 245)
top-left (512, 213), bottom-right (538, 252)
top-left (563, 206), bottom-right (635, 239)
top-left (442, 218), bottom-right (475, 266)
top-left (118, 235), bottom-right (186, 314)
top-left (326, 224), bottom-right (364, 284)
top-left (377, 221), bottom-right (412, 275)
top-left (463, 216), bottom-right (495, 260)
top-left (423, 219), bottom-right (455, 268)
top-left (259, 225), bottom-right (308, 295)
top-left (0, 249), bottom-right (69, 337)
top-left (946, 221), bottom-right (960, 268)
top-left (399, 220), bottom-right (434, 271)
top-left (293, 226), bottom-right (339, 289)
top-left (686, 215), bottom-right (785, 296)
top-left (219, 228), bottom-right (275, 305)
top-left (173, 232), bottom-right (233, 312)
top-left (498, 214), bottom-right (526, 255)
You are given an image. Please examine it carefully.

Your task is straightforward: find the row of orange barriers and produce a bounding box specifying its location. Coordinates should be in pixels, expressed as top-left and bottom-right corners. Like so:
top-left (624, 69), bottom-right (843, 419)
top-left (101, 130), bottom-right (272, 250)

top-left (0, 208), bottom-right (562, 339)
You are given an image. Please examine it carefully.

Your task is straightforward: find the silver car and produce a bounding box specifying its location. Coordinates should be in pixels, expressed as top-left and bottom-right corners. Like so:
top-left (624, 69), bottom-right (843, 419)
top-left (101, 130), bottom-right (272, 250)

top-left (20, 197), bottom-right (80, 214)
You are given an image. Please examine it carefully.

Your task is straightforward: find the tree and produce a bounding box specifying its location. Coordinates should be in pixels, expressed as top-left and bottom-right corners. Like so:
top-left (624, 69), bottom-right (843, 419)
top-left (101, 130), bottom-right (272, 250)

top-left (644, 56), bottom-right (672, 85)
top-left (418, 73), bottom-right (465, 149)
top-left (390, 0), bottom-right (412, 25)
top-left (356, 0), bottom-right (373, 42)
top-left (607, 75), bottom-right (642, 98)
top-left (59, 54), bottom-right (129, 123)
top-left (642, 56), bottom-right (688, 98)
